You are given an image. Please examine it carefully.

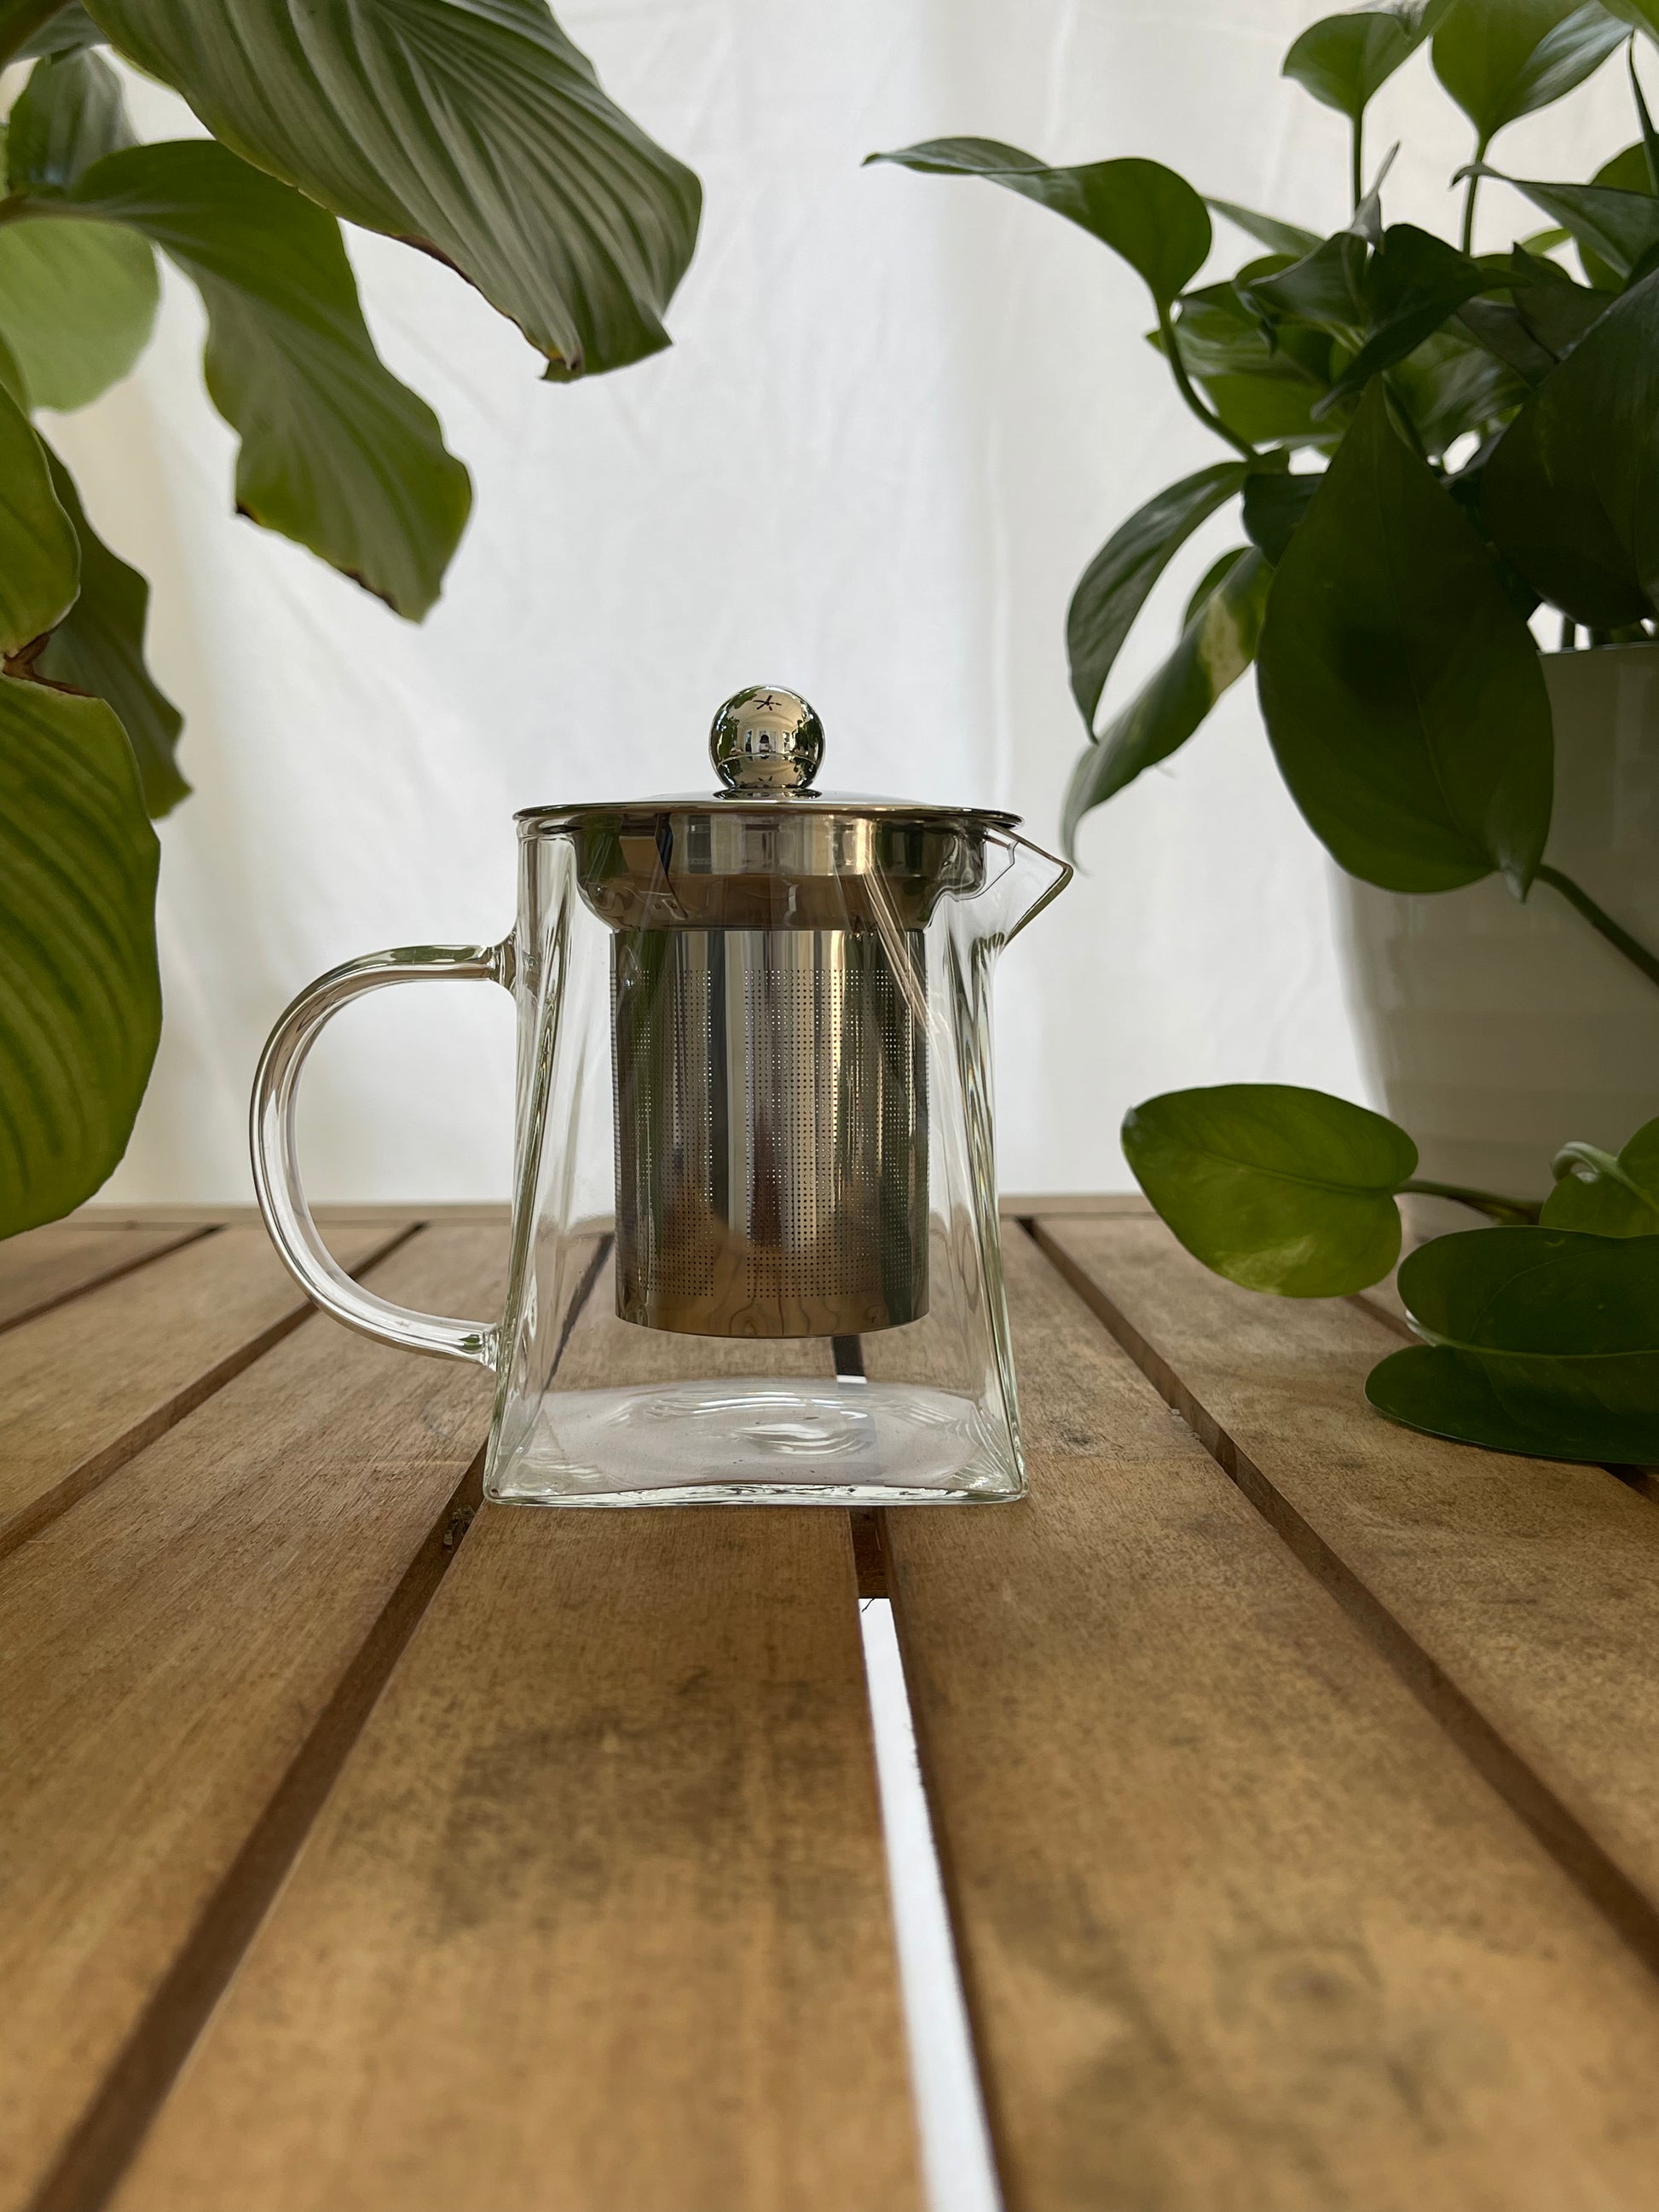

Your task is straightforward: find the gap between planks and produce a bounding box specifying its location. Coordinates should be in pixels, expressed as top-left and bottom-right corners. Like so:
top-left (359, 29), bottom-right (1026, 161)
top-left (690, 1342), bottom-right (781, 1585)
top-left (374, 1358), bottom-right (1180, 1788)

top-left (1025, 1215), bottom-right (1659, 1990)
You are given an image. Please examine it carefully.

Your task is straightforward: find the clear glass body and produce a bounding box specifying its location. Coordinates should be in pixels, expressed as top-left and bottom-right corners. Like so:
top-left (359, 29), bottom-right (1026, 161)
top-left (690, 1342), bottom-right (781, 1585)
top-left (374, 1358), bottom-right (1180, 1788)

top-left (249, 811), bottom-right (1067, 1510)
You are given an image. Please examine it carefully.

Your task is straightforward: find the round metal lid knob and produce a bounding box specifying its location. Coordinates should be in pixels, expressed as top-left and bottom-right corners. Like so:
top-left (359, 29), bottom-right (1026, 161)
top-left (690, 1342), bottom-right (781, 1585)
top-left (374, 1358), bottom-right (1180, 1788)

top-left (710, 684), bottom-right (824, 794)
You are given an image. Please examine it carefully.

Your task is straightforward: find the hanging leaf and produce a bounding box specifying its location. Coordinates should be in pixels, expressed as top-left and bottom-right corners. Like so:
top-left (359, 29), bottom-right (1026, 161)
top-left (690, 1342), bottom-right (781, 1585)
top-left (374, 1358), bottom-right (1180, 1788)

top-left (1258, 381), bottom-right (1553, 894)
top-left (1062, 548), bottom-right (1270, 845)
top-left (1541, 1117), bottom-right (1659, 1232)
top-left (1240, 230), bottom-right (1367, 342)
top-left (1066, 462), bottom-right (1246, 733)
top-left (36, 444), bottom-right (187, 817)
top-left (1482, 266), bottom-right (1659, 624)
top-left (1153, 287), bottom-right (1338, 448)
top-left (1577, 143), bottom-right (1654, 286)
top-left (6, 43), bottom-right (130, 188)
top-left (80, 0), bottom-right (700, 379)
top-left (1432, 0), bottom-right (1628, 150)
top-left (1182, 547), bottom-right (1250, 626)
top-left (1315, 223), bottom-right (1488, 410)
top-left (1243, 469), bottom-right (1322, 563)
top-left (1387, 326), bottom-right (1526, 458)
top-left (868, 140), bottom-right (1211, 307)
top-left (0, 371), bottom-right (78, 656)
top-left (40, 141), bottom-right (471, 620)
top-left (1458, 247), bottom-right (1609, 383)
top-left (0, 674), bottom-right (160, 1234)
top-left (1475, 165), bottom-right (1659, 282)
top-left (1122, 1083), bottom-right (1416, 1297)
top-left (1206, 199), bottom-right (1322, 259)
top-left (1367, 1226), bottom-right (1659, 1463)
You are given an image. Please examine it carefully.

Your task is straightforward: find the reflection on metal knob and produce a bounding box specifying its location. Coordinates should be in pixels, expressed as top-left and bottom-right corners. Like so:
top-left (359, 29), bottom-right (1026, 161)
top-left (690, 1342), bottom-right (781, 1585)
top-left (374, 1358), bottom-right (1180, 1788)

top-left (710, 684), bottom-right (824, 794)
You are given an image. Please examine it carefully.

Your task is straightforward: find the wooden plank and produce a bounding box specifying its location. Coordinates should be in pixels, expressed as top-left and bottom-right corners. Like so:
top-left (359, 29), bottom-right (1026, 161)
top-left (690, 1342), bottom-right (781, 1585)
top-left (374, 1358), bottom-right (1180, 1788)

top-left (1035, 1213), bottom-right (1659, 1957)
top-left (0, 1221), bottom-right (205, 1332)
top-left (113, 1263), bottom-right (920, 2212)
top-left (0, 1219), bottom-right (408, 1557)
top-left (0, 1227), bottom-right (506, 2212)
top-left (881, 1227), bottom-right (1659, 2212)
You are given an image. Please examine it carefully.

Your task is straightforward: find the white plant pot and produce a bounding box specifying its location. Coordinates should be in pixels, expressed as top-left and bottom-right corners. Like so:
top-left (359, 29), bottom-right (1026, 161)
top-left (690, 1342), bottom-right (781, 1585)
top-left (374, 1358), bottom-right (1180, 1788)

top-left (1333, 640), bottom-right (1659, 1214)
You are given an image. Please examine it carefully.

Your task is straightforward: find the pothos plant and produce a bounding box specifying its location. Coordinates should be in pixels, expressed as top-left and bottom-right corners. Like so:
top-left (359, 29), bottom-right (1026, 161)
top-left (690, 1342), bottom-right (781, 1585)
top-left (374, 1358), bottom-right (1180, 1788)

top-left (874, 0), bottom-right (1659, 1465)
top-left (0, 0), bottom-right (698, 1238)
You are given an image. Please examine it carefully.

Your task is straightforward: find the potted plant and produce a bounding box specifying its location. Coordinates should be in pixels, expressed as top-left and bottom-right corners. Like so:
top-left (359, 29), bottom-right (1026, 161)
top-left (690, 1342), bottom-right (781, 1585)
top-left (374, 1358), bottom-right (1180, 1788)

top-left (871, 0), bottom-right (1659, 1465)
top-left (0, 0), bottom-right (699, 1239)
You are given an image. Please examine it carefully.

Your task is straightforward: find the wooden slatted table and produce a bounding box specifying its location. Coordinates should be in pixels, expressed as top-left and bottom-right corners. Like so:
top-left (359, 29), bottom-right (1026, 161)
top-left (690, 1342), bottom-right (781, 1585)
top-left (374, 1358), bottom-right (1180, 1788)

top-left (6, 1200), bottom-right (1659, 2212)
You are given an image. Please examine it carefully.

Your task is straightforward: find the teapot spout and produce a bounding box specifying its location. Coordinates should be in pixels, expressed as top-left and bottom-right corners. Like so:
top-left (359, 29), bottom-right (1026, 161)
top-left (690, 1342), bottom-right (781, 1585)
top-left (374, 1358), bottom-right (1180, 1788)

top-left (995, 829), bottom-right (1073, 946)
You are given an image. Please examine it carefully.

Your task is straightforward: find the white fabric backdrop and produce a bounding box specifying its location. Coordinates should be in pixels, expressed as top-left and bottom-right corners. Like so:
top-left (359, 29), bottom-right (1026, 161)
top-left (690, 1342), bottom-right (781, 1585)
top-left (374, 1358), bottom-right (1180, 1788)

top-left (49, 0), bottom-right (1629, 1205)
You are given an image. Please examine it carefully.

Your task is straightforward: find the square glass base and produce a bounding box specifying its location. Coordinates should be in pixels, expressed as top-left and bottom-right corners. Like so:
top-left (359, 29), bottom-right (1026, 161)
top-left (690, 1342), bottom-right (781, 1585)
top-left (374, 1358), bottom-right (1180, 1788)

top-left (485, 1377), bottom-right (1024, 1508)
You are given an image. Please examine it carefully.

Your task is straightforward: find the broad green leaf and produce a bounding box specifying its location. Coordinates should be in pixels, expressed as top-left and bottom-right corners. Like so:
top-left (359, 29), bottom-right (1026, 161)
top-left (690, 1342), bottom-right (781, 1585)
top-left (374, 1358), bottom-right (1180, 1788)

top-left (1155, 286), bottom-right (1338, 448)
top-left (1258, 381), bottom-right (1553, 893)
top-left (81, 0), bottom-right (700, 380)
top-left (7, 45), bottom-right (130, 188)
top-left (1062, 548), bottom-right (1270, 844)
top-left (9, 2), bottom-right (100, 61)
top-left (1388, 324), bottom-right (1526, 456)
top-left (1122, 1082), bottom-right (1416, 1297)
top-left (1432, 0), bottom-right (1628, 149)
top-left (1483, 267), bottom-right (1659, 624)
top-left (1477, 166), bottom-right (1659, 282)
top-left (1579, 142), bottom-right (1654, 286)
top-left (1206, 199), bottom-right (1322, 259)
top-left (1243, 468), bottom-right (1322, 562)
top-left (869, 141), bottom-right (1210, 307)
top-left (49, 141), bottom-right (471, 619)
top-left (1240, 230), bottom-right (1367, 342)
top-left (0, 673), bottom-right (159, 1233)
top-left (1315, 223), bottom-right (1487, 410)
top-left (1605, 0), bottom-right (1659, 42)
top-left (0, 373), bottom-right (78, 655)
top-left (1368, 1225), bottom-right (1659, 1461)
top-left (1065, 461), bottom-right (1246, 733)
top-left (0, 0), bottom-right (69, 65)
top-left (1366, 1340), bottom-right (1659, 1459)
top-left (36, 444), bottom-right (186, 816)
top-left (1541, 1116), bottom-right (1659, 1232)
top-left (1283, 8), bottom-right (1434, 122)
top-left (1201, 369), bottom-right (1338, 449)
top-left (1182, 546), bottom-right (1249, 627)
top-left (0, 219), bottom-right (158, 413)
top-left (1458, 248), bottom-right (1608, 384)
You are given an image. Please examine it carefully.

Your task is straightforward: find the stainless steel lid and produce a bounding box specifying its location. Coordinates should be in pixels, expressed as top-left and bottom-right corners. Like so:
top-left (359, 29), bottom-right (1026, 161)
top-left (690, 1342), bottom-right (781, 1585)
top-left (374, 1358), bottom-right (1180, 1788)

top-left (518, 685), bottom-right (1017, 930)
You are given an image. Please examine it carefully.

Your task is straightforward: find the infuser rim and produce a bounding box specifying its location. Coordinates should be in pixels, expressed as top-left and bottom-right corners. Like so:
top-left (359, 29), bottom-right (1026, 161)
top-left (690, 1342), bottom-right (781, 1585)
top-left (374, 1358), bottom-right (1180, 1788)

top-left (512, 794), bottom-right (1024, 834)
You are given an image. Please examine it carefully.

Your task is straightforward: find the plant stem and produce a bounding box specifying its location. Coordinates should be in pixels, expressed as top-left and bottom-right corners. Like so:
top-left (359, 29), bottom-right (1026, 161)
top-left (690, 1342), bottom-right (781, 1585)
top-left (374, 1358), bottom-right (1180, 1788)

top-left (1350, 114), bottom-right (1365, 213)
top-left (1460, 140), bottom-right (1486, 256)
top-left (1535, 862), bottom-right (1659, 992)
top-left (1400, 1179), bottom-right (1540, 1226)
top-left (1156, 302), bottom-right (1257, 460)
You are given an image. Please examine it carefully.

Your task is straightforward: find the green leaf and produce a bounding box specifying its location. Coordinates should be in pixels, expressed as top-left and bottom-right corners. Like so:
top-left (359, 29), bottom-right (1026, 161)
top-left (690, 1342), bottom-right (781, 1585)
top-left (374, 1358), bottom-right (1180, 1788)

top-left (1243, 468), bottom-right (1322, 562)
top-left (868, 140), bottom-right (1210, 308)
top-left (1482, 266), bottom-right (1659, 624)
top-left (1240, 230), bottom-right (1367, 342)
top-left (1388, 325), bottom-right (1527, 456)
top-left (0, 371), bottom-right (78, 655)
top-left (1457, 248), bottom-right (1609, 384)
top-left (0, 0), bottom-right (69, 64)
top-left (1258, 381), bottom-right (1554, 894)
top-left (1605, 0), bottom-right (1659, 43)
top-left (35, 443), bottom-right (186, 816)
top-left (1284, 6), bottom-right (1442, 123)
top-left (1541, 1117), bottom-right (1659, 1232)
top-left (1157, 286), bottom-right (1338, 448)
top-left (0, 218), bottom-right (158, 413)
top-left (1122, 1082), bottom-right (1416, 1297)
top-left (1477, 165), bottom-right (1659, 283)
top-left (1062, 547), bottom-right (1270, 843)
top-left (1065, 462), bottom-right (1246, 733)
top-left (81, 0), bottom-right (700, 380)
top-left (1206, 199), bottom-right (1322, 259)
top-left (0, 673), bottom-right (159, 1233)
top-left (9, 3), bottom-right (101, 61)
top-left (1432, 0), bottom-right (1628, 148)
top-left (1182, 546), bottom-right (1249, 627)
top-left (1367, 1225), bottom-right (1659, 1462)
top-left (1579, 142), bottom-right (1655, 287)
top-left (7, 44), bottom-right (130, 188)
top-left (49, 141), bottom-right (471, 620)
top-left (1315, 223), bottom-right (1488, 411)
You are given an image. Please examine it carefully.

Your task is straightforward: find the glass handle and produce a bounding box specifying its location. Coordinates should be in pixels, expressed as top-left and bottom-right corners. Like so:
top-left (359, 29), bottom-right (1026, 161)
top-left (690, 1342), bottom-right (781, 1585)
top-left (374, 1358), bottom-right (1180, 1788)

top-left (1000, 831), bottom-right (1074, 944)
top-left (250, 942), bottom-right (512, 1368)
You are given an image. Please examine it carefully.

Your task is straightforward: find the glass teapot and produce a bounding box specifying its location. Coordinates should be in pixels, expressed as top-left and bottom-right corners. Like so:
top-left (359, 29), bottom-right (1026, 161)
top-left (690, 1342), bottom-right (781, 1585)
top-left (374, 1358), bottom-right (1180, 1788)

top-left (251, 687), bottom-right (1071, 1507)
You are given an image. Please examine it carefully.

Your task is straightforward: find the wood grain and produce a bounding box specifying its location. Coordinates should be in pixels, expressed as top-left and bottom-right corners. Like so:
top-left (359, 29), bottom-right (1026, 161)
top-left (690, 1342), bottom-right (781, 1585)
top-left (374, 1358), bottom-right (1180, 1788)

top-left (882, 1226), bottom-right (1659, 2212)
top-left (0, 1222), bottom-right (204, 1332)
top-left (0, 1227), bottom-right (505, 2212)
top-left (0, 1221), bottom-right (410, 1557)
top-left (114, 1266), bottom-right (919, 2212)
top-left (1035, 1214), bottom-right (1659, 1943)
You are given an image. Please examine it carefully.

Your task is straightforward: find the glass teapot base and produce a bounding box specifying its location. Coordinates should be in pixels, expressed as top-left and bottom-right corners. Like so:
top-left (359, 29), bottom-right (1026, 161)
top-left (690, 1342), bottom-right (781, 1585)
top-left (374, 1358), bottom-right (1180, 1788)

top-left (485, 1377), bottom-right (1025, 1509)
